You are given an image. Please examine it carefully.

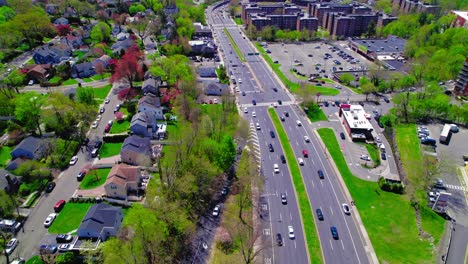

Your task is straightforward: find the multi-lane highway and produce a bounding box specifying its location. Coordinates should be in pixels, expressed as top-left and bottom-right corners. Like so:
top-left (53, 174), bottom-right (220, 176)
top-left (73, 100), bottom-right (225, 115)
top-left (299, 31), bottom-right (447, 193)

top-left (207, 2), bottom-right (375, 264)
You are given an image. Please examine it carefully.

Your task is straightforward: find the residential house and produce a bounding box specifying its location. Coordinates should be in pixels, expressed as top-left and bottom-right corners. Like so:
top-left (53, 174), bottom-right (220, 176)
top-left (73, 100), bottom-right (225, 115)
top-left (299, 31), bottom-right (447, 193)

top-left (70, 62), bottom-right (96, 78)
top-left (45, 4), bottom-right (59, 15)
top-left (188, 40), bottom-right (216, 56)
top-left (0, 170), bottom-right (20, 194)
top-left (142, 76), bottom-right (161, 96)
top-left (22, 64), bottom-right (53, 82)
top-left (193, 22), bottom-right (212, 38)
top-left (205, 82), bottom-right (229, 96)
top-left (104, 164), bottom-right (142, 200)
top-left (62, 35), bottom-right (83, 49)
top-left (92, 55), bottom-right (111, 69)
top-left (198, 66), bottom-right (217, 78)
top-left (10, 136), bottom-right (49, 160)
top-left (138, 94), bottom-right (164, 120)
top-left (33, 44), bottom-right (72, 64)
top-left (77, 203), bottom-right (123, 241)
top-left (111, 38), bottom-right (135, 55)
top-left (116, 32), bottom-right (129, 41)
top-left (54, 17), bottom-right (69, 25)
top-left (120, 135), bottom-right (152, 166)
top-left (130, 111), bottom-right (157, 138)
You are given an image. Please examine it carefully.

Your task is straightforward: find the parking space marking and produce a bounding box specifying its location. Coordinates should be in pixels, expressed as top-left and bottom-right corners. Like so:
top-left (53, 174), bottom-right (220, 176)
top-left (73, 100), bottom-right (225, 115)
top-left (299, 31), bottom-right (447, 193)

top-left (444, 184), bottom-right (467, 191)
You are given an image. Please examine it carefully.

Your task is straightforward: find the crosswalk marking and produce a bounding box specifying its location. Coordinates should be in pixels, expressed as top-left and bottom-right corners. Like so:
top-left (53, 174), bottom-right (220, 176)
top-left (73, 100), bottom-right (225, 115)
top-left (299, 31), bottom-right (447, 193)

top-left (263, 229), bottom-right (270, 236)
top-left (264, 257), bottom-right (272, 264)
top-left (444, 184), bottom-right (467, 191)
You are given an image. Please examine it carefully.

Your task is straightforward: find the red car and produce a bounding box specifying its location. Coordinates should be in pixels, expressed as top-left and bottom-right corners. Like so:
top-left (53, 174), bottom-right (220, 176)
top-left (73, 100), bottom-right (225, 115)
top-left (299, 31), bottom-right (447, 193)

top-left (302, 149), bottom-right (308, 157)
top-left (54, 200), bottom-right (66, 212)
top-left (104, 124), bottom-right (111, 133)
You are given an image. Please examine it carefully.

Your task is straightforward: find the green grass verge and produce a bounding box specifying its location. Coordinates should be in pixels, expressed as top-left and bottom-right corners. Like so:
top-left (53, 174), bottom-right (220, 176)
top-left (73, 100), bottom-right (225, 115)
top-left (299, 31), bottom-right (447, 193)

top-left (317, 128), bottom-right (440, 263)
top-left (92, 73), bottom-right (111, 81)
top-left (48, 202), bottom-right (93, 234)
top-left (365, 144), bottom-right (381, 167)
top-left (93, 84), bottom-right (112, 101)
top-left (100, 142), bottom-right (123, 158)
top-left (0, 146), bottom-right (12, 167)
top-left (395, 124), bottom-right (445, 243)
top-left (79, 168), bottom-right (111, 190)
top-left (49, 76), bottom-right (61, 84)
top-left (290, 69), bottom-right (308, 80)
top-left (255, 43), bottom-right (338, 96)
top-left (82, 77), bottom-right (93, 83)
top-left (62, 78), bottom-right (78, 85)
top-left (303, 104), bottom-right (328, 122)
top-left (109, 120), bottom-right (130, 134)
top-left (224, 28), bottom-right (246, 62)
top-left (268, 108), bottom-right (322, 263)
top-left (26, 255), bottom-right (44, 264)
top-left (234, 17), bottom-right (243, 25)
top-left (23, 192), bottom-right (40, 208)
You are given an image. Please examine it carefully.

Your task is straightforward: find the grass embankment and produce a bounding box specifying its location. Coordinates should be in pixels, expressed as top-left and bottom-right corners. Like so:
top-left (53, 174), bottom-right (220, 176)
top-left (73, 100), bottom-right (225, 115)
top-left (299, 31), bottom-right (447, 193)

top-left (80, 168), bottom-right (111, 190)
top-left (318, 128), bottom-right (442, 263)
top-left (234, 18), bottom-right (243, 25)
top-left (99, 142), bottom-right (123, 158)
top-left (48, 202), bottom-right (94, 234)
top-left (395, 124), bottom-right (445, 244)
top-left (365, 144), bottom-right (381, 167)
top-left (255, 43), bottom-right (338, 96)
top-left (224, 28), bottom-right (246, 62)
top-left (268, 108), bottom-right (322, 263)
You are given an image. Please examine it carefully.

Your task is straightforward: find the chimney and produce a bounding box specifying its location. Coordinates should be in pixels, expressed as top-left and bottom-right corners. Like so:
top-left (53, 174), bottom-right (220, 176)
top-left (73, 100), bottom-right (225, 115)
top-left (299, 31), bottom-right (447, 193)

top-left (5, 174), bottom-right (12, 185)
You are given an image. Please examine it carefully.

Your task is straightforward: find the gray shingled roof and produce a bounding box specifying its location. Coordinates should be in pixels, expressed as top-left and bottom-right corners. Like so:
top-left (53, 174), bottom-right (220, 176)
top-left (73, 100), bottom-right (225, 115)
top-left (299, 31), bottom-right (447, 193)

top-left (78, 203), bottom-right (122, 237)
top-left (122, 135), bottom-right (151, 154)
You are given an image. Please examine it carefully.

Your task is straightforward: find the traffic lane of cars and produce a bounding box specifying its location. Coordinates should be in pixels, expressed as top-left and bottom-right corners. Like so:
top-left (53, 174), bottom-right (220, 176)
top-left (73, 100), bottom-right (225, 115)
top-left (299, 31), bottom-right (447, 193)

top-left (283, 106), bottom-right (368, 263)
top-left (249, 106), bottom-right (308, 263)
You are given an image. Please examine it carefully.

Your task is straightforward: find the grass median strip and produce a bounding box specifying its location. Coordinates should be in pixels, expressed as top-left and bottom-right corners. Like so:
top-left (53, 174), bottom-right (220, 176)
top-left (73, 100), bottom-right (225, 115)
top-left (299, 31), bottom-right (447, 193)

top-left (268, 108), bottom-right (322, 264)
top-left (317, 128), bottom-right (441, 263)
top-left (255, 43), bottom-right (338, 96)
top-left (224, 28), bottom-right (246, 62)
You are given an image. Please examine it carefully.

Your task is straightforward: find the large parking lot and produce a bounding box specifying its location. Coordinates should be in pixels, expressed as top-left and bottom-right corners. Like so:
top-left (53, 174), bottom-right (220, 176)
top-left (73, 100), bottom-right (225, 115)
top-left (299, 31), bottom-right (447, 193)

top-left (265, 41), bottom-right (377, 84)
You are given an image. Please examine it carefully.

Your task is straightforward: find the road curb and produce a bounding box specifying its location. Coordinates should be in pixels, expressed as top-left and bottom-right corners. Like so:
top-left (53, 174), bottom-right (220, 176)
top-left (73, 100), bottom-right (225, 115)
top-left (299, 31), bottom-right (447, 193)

top-left (313, 129), bottom-right (379, 264)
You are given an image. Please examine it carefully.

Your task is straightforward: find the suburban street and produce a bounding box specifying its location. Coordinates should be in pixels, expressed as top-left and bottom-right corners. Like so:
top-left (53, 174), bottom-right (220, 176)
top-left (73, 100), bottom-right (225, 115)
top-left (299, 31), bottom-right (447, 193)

top-left (4, 83), bottom-right (121, 262)
top-left (207, 2), bottom-right (375, 264)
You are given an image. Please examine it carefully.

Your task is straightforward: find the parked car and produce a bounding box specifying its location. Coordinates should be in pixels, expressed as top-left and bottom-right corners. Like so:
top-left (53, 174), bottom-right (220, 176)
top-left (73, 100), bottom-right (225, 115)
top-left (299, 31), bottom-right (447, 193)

top-left (58, 243), bottom-right (70, 252)
top-left (5, 238), bottom-right (18, 255)
top-left (276, 233), bottom-right (283, 246)
top-left (316, 209), bottom-right (324, 221)
top-left (360, 155), bottom-right (371, 161)
top-left (45, 182), bottom-right (56, 193)
top-left (99, 107), bottom-right (105, 114)
top-left (104, 124), bottom-right (111, 133)
top-left (340, 132), bottom-right (345, 140)
top-left (77, 171), bottom-right (86, 181)
top-left (44, 213), bottom-right (57, 228)
top-left (288, 226), bottom-right (295, 239)
top-left (212, 205), bottom-right (220, 217)
top-left (330, 226), bottom-right (339, 239)
top-left (342, 203), bottom-right (351, 215)
top-left (39, 244), bottom-right (57, 254)
top-left (94, 141), bottom-right (103, 149)
top-left (281, 193), bottom-right (287, 204)
top-left (104, 97), bottom-right (110, 104)
top-left (56, 234), bottom-right (73, 243)
top-left (54, 200), bottom-right (66, 213)
top-left (69, 156), bottom-right (78, 165)
top-left (381, 153), bottom-right (387, 160)
top-left (91, 121), bottom-right (99, 128)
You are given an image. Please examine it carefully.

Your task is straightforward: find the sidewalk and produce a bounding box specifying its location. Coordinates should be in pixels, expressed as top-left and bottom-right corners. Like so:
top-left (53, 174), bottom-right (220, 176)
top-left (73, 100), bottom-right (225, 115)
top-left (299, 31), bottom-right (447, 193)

top-left (22, 78), bottom-right (111, 92)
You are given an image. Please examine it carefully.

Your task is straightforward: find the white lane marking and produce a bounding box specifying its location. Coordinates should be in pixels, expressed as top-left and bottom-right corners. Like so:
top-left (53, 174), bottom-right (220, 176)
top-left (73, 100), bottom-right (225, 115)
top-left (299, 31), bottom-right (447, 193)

top-left (311, 179), bottom-right (315, 188)
top-left (290, 212), bottom-right (293, 220)
top-left (321, 180), bottom-right (324, 187)
top-left (294, 240), bottom-right (297, 249)
top-left (341, 240), bottom-right (345, 250)
top-left (329, 240), bottom-right (334, 250)
top-left (330, 206), bottom-right (334, 216)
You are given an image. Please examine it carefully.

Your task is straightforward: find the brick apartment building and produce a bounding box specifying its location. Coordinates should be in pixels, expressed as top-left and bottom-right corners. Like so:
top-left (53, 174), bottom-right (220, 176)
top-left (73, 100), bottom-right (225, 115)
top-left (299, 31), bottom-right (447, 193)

top-left (243, 3), bottom-right (318, 32)
top-left (391, 0), bottom-right (441, 15)
top-left (455, 57), bottom-right (468, 96)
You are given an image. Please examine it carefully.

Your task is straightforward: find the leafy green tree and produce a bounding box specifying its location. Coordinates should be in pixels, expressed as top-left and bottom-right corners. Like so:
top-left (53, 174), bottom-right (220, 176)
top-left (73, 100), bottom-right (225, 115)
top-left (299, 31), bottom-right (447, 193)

top-left (76, 87), bottom-right (96, 105)
top-left (0, 190), bottom-right (14, 217)
top-left (340, 73), bottom-right (354, 85)
top-left (13, 8), bottom-right (55, 47)
top-left (0, 6), bottom-right (15, 24)
top-left (90, 22), bottom-right (111, 43)
top-left (129, 3), bottom-right (146, 15)
top-left (54, 252), bottom-right (77, 264)
top-left (14, 92), bottom-right (45, 135)
top-left (361, 82), bottom-right (376, 101)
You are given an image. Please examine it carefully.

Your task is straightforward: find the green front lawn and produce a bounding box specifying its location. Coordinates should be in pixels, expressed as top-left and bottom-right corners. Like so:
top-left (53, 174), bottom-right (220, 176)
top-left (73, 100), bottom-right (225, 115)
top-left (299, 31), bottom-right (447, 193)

top-left (49, 76), bottom-right (61, 84)
top-left (62, 78), bottom-right (78, 85)
top-left (93, 84), bottom-right (112, 101)
top-left (92, 73), bottom-right (111, 81)
top-left (109, 120), bottom-right (130, 134)
top-left (269, 108), bottom-right (322, 263)
top-left (80, 168), bottom-right (111, 190)
top-left (100, 143), bottom-right (123, 158)
top-left (48, 202), bottom-right (94, 234)
top-left (82, 77), bottom-right (94, 83)
top-left (26, 256), bottom-right (44, 264)
top-left (0, 146), bottom-right (12, 167)
top-left (318, 128), bottom-right (441, 263)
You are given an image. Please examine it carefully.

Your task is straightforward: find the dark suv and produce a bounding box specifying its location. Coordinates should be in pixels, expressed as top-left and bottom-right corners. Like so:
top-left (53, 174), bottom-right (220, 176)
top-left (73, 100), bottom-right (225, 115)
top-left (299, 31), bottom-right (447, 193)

top-left (316, 209), bottom-right (324, 221)
top-left (317, 170), bottom-right (324, 179)
top-left (280, 155), bottom-right (286, 163)
top-left (94, 141), bottom-right (103, 149)
top-left (268, 144), bottom-right (274, 152)
top-left (276, 233), bottom-right (283, 246)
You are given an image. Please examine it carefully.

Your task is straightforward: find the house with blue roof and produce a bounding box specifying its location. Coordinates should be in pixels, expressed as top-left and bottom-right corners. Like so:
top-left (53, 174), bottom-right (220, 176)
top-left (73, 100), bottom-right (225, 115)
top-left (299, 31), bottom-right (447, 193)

top-left (130, 111), bottom-right (157, 138)
top-left (10, 136), bottom-right (49, 160)
top-left (70, 62), bottom-right (96, 78)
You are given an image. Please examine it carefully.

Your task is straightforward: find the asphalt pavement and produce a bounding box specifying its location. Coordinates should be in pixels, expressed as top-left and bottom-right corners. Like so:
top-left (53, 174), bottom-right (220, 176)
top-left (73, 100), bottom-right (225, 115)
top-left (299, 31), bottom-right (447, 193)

top-left (208, 3), bottom-right (377, 264)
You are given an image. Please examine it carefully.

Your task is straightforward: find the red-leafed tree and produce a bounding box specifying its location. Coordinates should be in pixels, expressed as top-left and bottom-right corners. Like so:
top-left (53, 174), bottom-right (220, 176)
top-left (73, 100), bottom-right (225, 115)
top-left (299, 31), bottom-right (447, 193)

top-left (95, 62), bottom-right (105, 80)
top-left (110, 46), bottom-right (144, 89)
top-left (55, 24), bottom-right (72, 36)
top-left (117, 87), bottom-right (139, 101)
